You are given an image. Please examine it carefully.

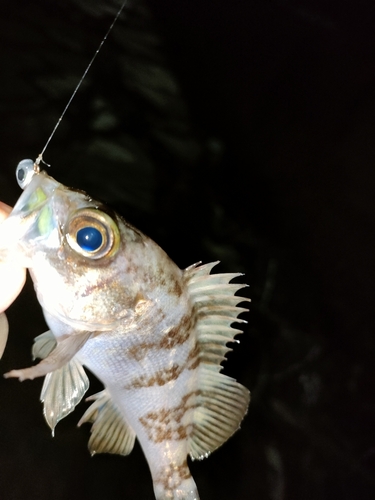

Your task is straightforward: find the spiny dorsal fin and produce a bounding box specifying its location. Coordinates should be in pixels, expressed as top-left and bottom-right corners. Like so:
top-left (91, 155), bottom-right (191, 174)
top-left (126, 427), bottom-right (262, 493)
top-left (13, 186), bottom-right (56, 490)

top-left (78, 390), bottom-right (136, 457)
top-left (184, 261), bottom-right (250, 460)
top-left (33, 330), bottom-right (90, 434)
top-left (185, 260), bottom-right (249, 371)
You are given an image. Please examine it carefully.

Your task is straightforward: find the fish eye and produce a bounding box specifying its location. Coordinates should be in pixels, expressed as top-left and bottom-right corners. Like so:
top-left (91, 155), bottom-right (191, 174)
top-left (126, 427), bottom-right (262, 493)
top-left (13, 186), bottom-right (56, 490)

top-left (16, 159), bottom-right (37, 189)
top-left (66, 208), bottom-right (120, 259)
top-left (76, 226), bottom-right (103, 252)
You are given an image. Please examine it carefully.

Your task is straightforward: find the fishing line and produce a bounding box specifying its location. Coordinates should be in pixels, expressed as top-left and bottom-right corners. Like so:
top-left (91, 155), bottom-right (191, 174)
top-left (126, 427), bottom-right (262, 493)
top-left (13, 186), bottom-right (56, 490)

top-left (34, 0), bottom-right (128, 171)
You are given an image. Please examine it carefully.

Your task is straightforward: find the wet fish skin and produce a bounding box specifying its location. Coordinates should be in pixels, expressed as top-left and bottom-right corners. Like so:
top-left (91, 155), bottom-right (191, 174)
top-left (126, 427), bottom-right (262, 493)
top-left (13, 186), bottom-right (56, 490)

top-left (2, 169), bottom-right (250, 500)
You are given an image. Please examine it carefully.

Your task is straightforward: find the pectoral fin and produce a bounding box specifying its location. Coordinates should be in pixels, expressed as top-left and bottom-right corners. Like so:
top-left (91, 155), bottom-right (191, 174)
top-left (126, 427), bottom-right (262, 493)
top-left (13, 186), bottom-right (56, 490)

top-left (32, 330), bottom-right (57, 360)
top-left (4, 331), bottom-right (92, 381)
top-left (78, 390), bottom-right (136, 457)
top-left (17, 330), bottom-right (90, 434)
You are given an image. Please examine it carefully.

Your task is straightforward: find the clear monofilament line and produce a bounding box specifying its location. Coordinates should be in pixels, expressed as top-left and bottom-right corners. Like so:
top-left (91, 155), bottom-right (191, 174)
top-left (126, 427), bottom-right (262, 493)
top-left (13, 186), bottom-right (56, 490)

top-left (35, 0), bottom-right (128, 167)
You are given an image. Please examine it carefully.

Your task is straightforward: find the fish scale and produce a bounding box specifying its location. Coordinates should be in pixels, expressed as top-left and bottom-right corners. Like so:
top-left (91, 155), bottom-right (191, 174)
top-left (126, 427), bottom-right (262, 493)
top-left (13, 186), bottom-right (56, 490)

top-left (1, 164), bottom-right (250, 500)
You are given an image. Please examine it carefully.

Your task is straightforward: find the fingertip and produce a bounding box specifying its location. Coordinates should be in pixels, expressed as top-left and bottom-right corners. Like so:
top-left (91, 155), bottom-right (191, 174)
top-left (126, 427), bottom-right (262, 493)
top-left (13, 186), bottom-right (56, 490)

top-left (0, 202), bottom-right (12, 222)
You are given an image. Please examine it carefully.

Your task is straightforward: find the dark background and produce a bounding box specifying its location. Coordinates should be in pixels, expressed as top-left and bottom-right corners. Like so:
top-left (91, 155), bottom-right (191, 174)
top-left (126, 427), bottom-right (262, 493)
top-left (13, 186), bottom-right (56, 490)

top-left (0, 0), bottom-right (374, 499)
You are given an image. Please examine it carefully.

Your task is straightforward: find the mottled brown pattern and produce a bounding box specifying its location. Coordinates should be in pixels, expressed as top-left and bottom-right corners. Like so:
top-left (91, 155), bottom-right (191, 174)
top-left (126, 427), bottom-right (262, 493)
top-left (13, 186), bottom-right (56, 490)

top-left (127, 344), bottom-right (148, 361)
top-left (80, 275), bottom-right (116, 298)
top-left (168, 278), bottom-right (183, 298)
top-left (126, 314), bottom-right (195, 360)
top-left (155, 461), bottom-right (191, 493)
top-left (125, 342), bottom-right (200, 389)
top-left (159, 315), bottom-right (191, 349)
top-left (123, 364), bottom-right (183, 389)
top-left (139, 391), bottom-right (200, 443)
top-left (186, 343), bottom-right (200, 370)
top-left (176, 424), bottom-right (188, 440)
top-left (152, 262), bottom-right (183, 298)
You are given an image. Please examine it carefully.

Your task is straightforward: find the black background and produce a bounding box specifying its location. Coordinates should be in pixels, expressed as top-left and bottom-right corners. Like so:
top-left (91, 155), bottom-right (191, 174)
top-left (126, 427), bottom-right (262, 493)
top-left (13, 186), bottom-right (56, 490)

top-left (0, 0), bottom-right (374, 499)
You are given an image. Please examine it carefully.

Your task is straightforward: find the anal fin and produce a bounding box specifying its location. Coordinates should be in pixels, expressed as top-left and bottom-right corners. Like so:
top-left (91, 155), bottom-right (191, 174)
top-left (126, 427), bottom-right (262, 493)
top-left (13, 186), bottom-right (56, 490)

top-left (78, 390), bottom-right (136, 457)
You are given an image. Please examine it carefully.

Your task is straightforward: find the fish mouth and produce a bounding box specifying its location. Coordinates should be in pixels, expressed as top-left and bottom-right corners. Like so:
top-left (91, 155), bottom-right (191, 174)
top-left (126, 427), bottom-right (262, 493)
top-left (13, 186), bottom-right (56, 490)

top-left (0, 171), bottom-right (61, 267)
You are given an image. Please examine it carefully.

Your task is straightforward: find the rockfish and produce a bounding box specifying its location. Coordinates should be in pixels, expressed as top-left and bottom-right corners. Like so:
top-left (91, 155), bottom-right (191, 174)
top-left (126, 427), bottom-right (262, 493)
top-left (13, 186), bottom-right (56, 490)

top-left (2, 160), bottom-right (250, 500)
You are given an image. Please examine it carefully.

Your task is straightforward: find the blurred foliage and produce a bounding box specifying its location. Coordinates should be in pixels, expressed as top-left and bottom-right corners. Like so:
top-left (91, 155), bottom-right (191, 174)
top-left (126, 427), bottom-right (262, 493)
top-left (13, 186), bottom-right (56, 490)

top-left (0, 1), bottom-right (374, 499)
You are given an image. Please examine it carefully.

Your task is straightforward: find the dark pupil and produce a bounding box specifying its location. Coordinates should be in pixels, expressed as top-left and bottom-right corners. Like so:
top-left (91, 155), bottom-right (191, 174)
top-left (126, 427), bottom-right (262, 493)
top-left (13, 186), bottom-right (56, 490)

top-left (17, 168), bottom-right (25, 182)
top-left (77, 227), bottom-right (103, 252)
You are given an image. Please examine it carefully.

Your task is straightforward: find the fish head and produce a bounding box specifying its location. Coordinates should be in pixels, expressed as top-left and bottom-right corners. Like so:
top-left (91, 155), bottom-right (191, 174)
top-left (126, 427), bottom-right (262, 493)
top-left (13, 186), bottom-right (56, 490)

top-left (0, 160), bottom-right (179, 331)
top-left (0, 160), bottom-right (121, 263)
top-left (0, 162), bottom-right (60, 267)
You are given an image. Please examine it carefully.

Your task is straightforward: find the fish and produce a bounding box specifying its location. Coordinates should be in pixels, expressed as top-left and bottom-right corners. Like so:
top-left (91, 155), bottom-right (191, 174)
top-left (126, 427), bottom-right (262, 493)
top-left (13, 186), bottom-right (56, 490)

top-left (1, 160), bottom-right (250, 500)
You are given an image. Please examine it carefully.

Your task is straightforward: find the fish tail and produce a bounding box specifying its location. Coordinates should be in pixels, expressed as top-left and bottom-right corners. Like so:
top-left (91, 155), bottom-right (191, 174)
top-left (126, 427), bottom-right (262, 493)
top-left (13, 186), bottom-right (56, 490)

top-left (150, 459), bottom-right (200, 500)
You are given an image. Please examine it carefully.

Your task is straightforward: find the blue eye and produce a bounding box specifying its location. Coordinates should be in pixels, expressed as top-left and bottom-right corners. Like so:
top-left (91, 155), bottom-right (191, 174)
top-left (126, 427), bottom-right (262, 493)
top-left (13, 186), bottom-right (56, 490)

top-left (66, 208), bottom-right (120, 259)
top-left (77, 226), bottom-right (103, 252)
